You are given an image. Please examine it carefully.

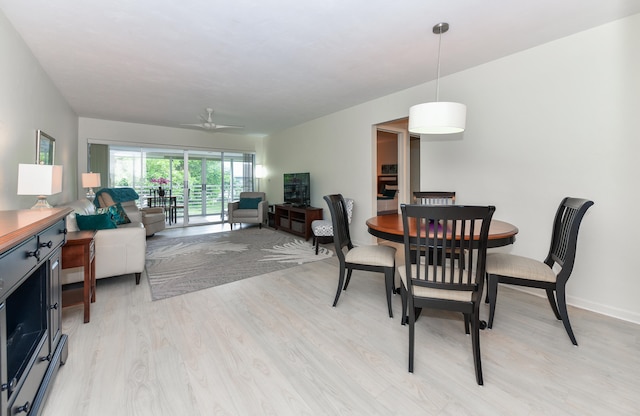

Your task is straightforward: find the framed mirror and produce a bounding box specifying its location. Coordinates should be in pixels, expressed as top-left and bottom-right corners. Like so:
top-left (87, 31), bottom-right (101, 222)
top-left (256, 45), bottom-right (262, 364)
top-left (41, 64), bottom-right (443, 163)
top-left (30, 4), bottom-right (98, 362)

top-left (36, 130), bottom-right (55, 165)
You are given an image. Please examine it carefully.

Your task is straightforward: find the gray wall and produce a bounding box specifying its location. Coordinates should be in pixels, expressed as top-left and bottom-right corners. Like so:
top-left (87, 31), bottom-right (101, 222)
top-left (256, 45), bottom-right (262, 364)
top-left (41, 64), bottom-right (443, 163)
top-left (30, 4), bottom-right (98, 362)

top-left (0, 12), bottom-right (78, 209)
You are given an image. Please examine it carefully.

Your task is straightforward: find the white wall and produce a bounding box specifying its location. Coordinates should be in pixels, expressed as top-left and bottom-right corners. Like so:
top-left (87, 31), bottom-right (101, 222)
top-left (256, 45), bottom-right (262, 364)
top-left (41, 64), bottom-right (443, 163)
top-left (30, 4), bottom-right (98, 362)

top-left (0, 12), bottom-right (78, 210)
top-left (265, 14), bottom-right (640, 323)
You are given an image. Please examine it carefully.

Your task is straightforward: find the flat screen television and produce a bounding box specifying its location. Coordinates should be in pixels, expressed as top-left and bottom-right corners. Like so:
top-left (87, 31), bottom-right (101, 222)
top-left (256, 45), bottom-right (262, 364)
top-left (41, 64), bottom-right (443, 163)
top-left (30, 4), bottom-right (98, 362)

top-left (283, 172), bottom-right (311, 207)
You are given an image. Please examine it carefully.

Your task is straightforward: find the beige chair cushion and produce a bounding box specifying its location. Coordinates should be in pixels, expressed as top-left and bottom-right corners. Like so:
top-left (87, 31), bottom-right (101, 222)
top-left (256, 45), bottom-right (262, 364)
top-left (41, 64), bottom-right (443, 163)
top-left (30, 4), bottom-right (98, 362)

top-left (345, 244), bottom-right (395, 267)
top-left (486, 253), bottom-right (556, 283)
top-left (398, 264), bottom-right (474, 302)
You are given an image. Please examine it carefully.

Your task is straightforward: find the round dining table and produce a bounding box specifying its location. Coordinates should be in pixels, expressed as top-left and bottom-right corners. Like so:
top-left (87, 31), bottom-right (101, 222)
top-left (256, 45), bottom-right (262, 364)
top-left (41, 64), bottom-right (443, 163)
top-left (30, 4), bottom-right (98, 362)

top-left (366, 213), bottom-right (519, 248)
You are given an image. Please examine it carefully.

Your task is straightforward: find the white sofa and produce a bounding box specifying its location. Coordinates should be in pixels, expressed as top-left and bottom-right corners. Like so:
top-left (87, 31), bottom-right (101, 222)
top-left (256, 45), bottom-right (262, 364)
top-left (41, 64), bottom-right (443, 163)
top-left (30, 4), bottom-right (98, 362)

top-left (61, 199), bottom-right (146, 285)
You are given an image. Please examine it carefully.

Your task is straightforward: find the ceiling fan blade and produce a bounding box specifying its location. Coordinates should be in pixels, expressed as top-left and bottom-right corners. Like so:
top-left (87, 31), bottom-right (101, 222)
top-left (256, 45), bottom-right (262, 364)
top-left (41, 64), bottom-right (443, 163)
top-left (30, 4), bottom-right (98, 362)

top-left (180, 108), bottom-right (243, 131)
top-left (213, 124), bottom-right (244, 129)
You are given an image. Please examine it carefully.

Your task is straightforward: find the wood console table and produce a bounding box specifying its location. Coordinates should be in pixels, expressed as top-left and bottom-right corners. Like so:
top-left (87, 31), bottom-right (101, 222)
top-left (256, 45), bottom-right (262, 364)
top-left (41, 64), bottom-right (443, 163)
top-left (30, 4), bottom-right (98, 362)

top-left (274, 204), bottom-right (323, 240)
top-left (62, 230), bottom-right (96, 323)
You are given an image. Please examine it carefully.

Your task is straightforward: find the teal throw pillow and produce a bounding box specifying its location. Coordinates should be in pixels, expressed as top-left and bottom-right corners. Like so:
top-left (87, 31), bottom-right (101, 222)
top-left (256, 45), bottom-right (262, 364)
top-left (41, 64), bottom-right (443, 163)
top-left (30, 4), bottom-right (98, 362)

top-left (97, 202), bottom-right (131, 225)
top-left (75, 213), bottom-right (117, 230)
top-left (238, 197), bottom-right (262, 209)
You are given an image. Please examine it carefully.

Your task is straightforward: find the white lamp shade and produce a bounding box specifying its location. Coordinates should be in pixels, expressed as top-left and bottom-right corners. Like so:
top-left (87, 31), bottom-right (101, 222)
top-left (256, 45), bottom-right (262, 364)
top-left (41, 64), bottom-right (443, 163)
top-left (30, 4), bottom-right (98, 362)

top-left (255, 165), bottom-right (266, 179)
top-left (408, 101), bottom-right (467, 134)
top-left (17, 164), bottom-right (63, 196)
top-left (82, 172), bottom-right (101, 188)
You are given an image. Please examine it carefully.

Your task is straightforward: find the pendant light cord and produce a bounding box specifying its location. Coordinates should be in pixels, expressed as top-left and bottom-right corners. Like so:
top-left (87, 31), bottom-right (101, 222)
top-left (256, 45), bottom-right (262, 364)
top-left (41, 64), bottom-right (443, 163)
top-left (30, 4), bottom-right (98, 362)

top-left (435, 26), bottom-right (443, 102)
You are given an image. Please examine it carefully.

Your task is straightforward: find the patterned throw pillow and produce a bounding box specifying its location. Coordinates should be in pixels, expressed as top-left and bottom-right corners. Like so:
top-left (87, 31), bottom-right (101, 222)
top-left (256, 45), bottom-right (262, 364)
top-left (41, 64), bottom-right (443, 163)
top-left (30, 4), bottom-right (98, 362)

top-left (97, 202), bottom-right (131, 225)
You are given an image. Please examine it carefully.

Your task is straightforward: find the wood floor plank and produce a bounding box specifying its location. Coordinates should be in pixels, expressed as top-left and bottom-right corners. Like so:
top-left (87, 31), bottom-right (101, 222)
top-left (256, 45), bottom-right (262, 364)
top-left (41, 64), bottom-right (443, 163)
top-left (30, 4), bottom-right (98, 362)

top-left (43, 228), bottom-right (640, 416)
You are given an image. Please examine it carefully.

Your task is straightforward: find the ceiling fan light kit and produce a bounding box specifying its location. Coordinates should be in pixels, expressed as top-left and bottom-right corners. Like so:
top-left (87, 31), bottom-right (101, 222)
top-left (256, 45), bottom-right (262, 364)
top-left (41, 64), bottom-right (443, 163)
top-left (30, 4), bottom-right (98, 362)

top-left (180, 108), bottom-right (243, 130)
top-left (408, 22), bottom-right (466, 135)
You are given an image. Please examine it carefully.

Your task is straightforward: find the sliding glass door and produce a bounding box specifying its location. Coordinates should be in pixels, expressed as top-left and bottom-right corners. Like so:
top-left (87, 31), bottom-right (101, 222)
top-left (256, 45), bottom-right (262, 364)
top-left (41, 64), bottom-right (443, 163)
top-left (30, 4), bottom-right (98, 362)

top-left (97, 144), bottom-right (255, 227)
top-left (185, 151), bottom-right (254, 225)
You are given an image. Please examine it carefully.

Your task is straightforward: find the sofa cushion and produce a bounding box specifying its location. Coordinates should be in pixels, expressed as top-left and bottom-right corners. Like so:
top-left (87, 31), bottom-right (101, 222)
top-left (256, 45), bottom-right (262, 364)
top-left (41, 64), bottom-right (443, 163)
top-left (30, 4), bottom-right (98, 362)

top-left (75, 213), bottom-right (117, 230)
top-left (233, 209), bottom-right (258, 218)
top-left (238, 197), bottom-right (262, 209)
top-left (98, 202), bottom-right (131, 225)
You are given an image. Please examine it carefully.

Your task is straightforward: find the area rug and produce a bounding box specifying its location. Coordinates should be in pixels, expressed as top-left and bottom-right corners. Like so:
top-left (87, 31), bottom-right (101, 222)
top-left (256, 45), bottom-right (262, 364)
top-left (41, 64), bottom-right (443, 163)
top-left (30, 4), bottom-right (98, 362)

top-left (145, 227), bottom-right (333, 300)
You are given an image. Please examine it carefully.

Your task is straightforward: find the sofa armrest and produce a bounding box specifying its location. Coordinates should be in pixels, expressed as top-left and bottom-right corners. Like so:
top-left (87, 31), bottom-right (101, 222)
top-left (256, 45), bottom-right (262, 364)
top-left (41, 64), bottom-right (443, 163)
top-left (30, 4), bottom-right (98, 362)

top-left (94, 223), bottom-right (146, 279)
top-left (257, 200), bottom-right (268, 222)
top-left (228, 201), bottom-right (239, 222)
top-left (142, 207), bottom-right (164, 215)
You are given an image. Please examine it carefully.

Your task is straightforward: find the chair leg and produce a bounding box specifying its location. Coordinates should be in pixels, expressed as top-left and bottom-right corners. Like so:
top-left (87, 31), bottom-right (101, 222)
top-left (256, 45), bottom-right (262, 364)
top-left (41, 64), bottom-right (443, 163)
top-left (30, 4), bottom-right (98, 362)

top-left (135, 272), bottom-right (141, 285)
top-left (555, 286), bottom-right (578, 346)
top-left (400, 285), bottom-right (408, 325)
top-left (487, 274), bottom-right (499, 328)
top-left (343, 268), bottom-right (354, 291)
top-left (408, 300), bottom-right (415, 373)
top-left (332, 266), bottom-right (346, 307)
top-left (546, 288), bottom-right (562, 320)
top-left (484, 273), bottom-right (490, 303)
top-left (471, 312), bottom-right (484, 385)
top-left (384, 266), bottom-right (394, 318)
top-left (315, 237), bottom-right (319, 255)
top-left (464, 313), bottom-right (470, 335)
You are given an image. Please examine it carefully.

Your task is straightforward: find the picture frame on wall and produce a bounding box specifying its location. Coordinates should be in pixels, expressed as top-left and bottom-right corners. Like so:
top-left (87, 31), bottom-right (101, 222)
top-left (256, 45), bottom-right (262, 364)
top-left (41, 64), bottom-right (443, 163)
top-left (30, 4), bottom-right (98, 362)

top-left (36, 130), bottom-right (55, 165)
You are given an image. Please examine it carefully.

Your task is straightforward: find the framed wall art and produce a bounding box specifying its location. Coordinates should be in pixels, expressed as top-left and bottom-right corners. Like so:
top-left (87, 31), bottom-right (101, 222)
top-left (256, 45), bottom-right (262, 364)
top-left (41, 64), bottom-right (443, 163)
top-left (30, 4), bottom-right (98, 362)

top-left (36, 130), bottom-right (55, 165)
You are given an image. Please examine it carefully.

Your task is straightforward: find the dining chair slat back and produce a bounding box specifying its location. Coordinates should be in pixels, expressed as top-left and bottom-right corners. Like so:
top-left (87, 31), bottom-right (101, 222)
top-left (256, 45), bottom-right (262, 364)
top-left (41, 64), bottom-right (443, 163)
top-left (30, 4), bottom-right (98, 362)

top-left (413, 191), bottom-right (456, 206)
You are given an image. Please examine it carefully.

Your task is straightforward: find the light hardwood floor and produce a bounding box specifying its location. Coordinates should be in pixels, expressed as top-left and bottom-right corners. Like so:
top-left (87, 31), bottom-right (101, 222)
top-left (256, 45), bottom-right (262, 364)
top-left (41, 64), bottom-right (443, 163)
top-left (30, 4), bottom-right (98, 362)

top-left (43, 227), bottom-right (640, 415)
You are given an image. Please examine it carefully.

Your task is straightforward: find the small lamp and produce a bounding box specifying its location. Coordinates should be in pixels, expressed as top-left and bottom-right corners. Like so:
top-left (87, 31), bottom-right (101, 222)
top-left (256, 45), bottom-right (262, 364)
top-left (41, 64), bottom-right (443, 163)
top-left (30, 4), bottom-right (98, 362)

top-left (255, 165), bottom-right (266, 192)
top-left (17, 164), bottom-right (63, 209)
top-left (408, 22), bottom-right (466, 135)
top-left (82, 172), bottom-right (101, 201)
top-left (255, 165), bottom-right (266, 179)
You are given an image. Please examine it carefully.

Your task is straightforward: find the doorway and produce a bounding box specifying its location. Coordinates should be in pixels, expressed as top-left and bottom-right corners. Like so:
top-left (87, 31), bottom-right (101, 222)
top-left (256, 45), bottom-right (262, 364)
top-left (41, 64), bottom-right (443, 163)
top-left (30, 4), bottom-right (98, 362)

top-left (374, 118), bottom-right (415, 213)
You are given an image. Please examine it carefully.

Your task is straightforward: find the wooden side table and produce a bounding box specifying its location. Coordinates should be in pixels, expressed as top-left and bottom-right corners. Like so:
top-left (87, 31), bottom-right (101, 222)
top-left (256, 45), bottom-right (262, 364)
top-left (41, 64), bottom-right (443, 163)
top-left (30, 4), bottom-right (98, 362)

top-left (62, 230), bottom-right (96, 323)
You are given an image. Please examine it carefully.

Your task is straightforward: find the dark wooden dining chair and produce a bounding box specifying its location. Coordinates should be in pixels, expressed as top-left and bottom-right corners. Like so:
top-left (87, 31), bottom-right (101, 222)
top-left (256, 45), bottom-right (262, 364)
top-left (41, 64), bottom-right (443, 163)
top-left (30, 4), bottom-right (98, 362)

top-left (485, 197), bottom-right (594, 345)
top-left (399, 203), bottom-right (495, 385)
top-left (324, 194), bottom-right (397, 317)
top-left (413, 191), bottom-right (461, 264)
top-left (413, 191), bottom-right (456, 205)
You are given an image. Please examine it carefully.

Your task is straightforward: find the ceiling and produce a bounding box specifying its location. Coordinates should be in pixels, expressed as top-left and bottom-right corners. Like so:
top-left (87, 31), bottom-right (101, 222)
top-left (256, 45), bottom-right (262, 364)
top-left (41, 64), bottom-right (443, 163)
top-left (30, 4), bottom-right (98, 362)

top-left (2, 0), bottom-right (639, 137)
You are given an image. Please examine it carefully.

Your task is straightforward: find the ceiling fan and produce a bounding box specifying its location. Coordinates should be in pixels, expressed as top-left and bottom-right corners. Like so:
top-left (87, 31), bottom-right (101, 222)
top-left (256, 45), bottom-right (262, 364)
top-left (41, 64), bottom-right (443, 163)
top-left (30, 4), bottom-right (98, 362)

top-left (180, 108), bottom-right (243, 130)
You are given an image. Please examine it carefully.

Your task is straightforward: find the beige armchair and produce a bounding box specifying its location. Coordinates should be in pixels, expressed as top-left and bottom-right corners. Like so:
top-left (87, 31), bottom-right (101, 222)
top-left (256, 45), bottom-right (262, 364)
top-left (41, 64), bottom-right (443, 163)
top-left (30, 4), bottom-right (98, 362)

top-left (141, 206), bottom-right (166, 236)
top-left (228, 192), bottom-right (268, 229)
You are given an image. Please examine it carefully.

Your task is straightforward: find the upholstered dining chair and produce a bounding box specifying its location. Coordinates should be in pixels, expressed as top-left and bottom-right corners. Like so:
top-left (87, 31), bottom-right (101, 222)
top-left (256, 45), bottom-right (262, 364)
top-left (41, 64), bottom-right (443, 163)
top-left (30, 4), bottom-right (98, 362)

top-left (485, 197), bottom-right (594, 345)
top-left (324, 194), bottom-right (396, 317)
top-left (311, 197), bottom-right (354, 255)
top-left (399, 203), bottom-right (495, 385)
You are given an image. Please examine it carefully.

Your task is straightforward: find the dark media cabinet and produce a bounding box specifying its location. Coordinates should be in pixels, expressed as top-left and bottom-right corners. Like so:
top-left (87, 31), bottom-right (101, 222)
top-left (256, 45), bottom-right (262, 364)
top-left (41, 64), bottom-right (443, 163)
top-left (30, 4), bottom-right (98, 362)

top-left (274, 204), bottom-right (322, 240)
top-left (0, 208), bottom-right (72, 416)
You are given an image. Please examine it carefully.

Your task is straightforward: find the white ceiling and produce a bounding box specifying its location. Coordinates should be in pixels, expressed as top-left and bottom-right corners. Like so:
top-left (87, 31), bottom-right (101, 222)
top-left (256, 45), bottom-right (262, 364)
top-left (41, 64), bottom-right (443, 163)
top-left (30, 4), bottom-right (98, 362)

top-left (2, 0), bottom-right (639, 137)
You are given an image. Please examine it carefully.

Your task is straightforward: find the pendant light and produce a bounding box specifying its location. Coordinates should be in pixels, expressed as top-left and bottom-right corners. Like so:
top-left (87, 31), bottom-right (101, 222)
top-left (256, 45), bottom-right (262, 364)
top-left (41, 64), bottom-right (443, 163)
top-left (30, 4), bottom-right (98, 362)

top-left (409, 22), bottom-right (466, 135)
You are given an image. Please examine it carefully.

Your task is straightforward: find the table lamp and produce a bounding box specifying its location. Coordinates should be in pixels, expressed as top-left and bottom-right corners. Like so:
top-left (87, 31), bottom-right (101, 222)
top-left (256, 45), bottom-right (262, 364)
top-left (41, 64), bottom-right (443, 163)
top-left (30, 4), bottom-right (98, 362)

top-left (17, 164), bottom-right (63, 209)
top-left (82, 172), bottom-right (101, 201)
